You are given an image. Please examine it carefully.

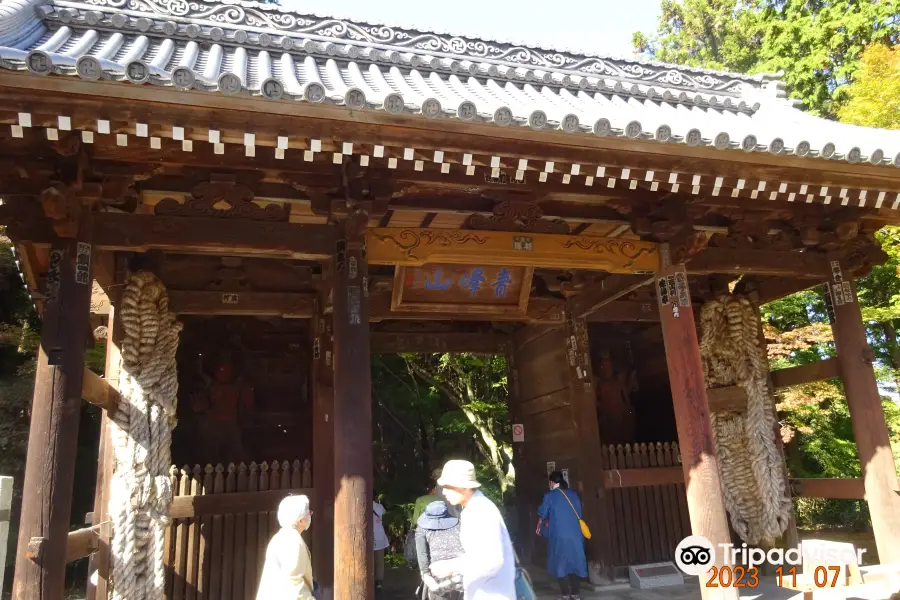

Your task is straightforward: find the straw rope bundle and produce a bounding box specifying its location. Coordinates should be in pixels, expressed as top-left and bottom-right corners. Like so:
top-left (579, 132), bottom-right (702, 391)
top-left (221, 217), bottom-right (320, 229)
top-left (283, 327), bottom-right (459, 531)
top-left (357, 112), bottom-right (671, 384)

top-left (699, 293), bottom-right (792, 546)
top-left (108, 271), bottom-right (182, 600)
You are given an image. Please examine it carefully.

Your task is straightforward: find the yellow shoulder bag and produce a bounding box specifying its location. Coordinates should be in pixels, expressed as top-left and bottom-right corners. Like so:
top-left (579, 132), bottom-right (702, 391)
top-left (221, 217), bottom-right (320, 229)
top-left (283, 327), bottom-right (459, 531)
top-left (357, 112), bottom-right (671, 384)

top-left (558, 489), bottom-right (591, 540)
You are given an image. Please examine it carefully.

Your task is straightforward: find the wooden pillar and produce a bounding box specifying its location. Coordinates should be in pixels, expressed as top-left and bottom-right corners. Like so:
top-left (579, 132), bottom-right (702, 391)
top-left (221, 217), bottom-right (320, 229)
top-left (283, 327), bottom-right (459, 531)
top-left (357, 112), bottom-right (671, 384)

top-left (656, 260), bottom-right (735, 600)
top-left (825, 263), bottom-right (900, 564)
top-left (86, 253), bottom-right (127, 600)
top-left (504, 342), bottom-right (531, 562)
top-left (331, 212), bottom-right (373, 600)
top-left (12, 233), bottom-right (94, 600)
top-left (313, 271), bottom-right (335, 598)
top-left (563, 313), bottom-right (614, 579)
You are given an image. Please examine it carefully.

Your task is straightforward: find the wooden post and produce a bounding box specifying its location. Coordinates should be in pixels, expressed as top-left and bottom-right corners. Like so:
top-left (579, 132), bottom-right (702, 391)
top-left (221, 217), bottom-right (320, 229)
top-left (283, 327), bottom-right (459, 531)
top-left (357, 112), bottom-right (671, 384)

top-left (1, 476), bottom-right (12, 595)
top-left (12, 233), bottom-right (94, 600)
top-left (563, 312), bottom-right (614, 580)
top-left (656, 258), bottom-right (736, 600)
top-left (313, 270), bottom-right (335, 599)
top-left (331, 212), bottom-right (373, 600)
top-left (825, 263), bottom-right (900, 564)
top-left (504, 342), bottom-right (531, 562)
top-left (86, 253), bottom-right (127, 600)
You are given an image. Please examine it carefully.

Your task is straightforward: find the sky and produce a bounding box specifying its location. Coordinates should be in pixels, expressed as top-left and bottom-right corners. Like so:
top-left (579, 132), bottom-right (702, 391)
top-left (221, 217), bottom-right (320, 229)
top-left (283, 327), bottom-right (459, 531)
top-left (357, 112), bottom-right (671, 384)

top-left (280, 0), bottom-right (663, 59)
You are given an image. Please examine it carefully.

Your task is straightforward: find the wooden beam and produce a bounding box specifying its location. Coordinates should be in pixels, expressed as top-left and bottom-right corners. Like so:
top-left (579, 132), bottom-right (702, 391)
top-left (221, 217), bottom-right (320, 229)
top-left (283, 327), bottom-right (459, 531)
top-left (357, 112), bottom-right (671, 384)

top-left (601, 471), bottom-right (900, 499)
top-left (603, 467), bottom-right (684, 488)
top-left (656, 261), bottom-right (736, 600)
top-left (81, 367), bottom-right (119, 414)
top-left (790, 478), bottom-right (865, 500)
top-left (95, 213), bottom-right (336, 259)
top-left (706, 385), bottom-right (748, 413)
top-left (367, 228), bottom-right (660, 273)
top-left (687, 248), bottom-right (830, 278)
top-left (771, 358), bottom-right (841, 389)
top-left (168, 488), bottom-right (313, 519)
top-left (370, 331), bottom-right (508, 354)
top-left (166, 290), bottom-right (315, 318)
top-left (738, 276), bottom-right (824, 305)
top-left (65, 525), bottom-right (102, 563)
top-left (828, 269), bottom-right (900, 563)
top-left (586, 300), bottom-right (659, 322)
top-left (368, 293), bottom-right (565, 324)
top-left (790, 477), bottom-right (900, 499)
top-left (2, 211), bottom-right (338, 260)
top-left (13, 234), bottom-right (94, 600)
top-left (567, 274), bottom-right (655, 319)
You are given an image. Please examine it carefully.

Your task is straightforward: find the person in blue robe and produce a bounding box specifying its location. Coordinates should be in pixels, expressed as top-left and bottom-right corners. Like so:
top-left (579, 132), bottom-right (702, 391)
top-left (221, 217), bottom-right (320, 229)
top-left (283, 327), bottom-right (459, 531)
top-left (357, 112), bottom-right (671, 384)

top-left (536, 471), bottom-right (588, 600)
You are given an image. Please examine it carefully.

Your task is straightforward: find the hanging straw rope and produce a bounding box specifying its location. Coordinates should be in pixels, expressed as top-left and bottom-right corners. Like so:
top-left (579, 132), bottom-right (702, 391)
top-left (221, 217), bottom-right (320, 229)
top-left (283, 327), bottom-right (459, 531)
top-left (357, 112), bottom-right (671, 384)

top-left (699, 293), bottom-right (792, 546)
top-left (108, 271), bottom-right (182, 600)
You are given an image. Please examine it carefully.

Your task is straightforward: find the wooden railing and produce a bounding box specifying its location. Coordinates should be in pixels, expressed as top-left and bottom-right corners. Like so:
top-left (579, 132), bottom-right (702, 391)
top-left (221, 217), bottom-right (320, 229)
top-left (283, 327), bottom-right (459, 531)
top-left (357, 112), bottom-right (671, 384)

top-left (163, 459), bottom-right (313, 600)
top-left (601, 442), bottom-right (690, 567)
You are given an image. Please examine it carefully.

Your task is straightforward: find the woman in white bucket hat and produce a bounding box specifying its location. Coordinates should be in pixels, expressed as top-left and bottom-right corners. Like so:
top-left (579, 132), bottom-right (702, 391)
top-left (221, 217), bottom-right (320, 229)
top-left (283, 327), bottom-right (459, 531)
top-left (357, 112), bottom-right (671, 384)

top-left (432, 460), bottom-right (516, 599)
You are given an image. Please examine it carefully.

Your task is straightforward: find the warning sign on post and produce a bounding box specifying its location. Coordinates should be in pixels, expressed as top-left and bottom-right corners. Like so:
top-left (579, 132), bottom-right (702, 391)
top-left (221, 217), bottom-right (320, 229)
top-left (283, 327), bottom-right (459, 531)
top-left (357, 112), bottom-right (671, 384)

top-left (512, 424), bottom-right (524, 443)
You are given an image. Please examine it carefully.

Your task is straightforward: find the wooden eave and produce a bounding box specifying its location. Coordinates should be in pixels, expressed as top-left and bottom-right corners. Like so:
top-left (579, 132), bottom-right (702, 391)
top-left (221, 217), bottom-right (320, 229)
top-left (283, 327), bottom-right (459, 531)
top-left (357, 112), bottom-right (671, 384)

top-left (2, 75), bottom-right (895, 326)
top-left (2, 76), bottom-right (900, 204)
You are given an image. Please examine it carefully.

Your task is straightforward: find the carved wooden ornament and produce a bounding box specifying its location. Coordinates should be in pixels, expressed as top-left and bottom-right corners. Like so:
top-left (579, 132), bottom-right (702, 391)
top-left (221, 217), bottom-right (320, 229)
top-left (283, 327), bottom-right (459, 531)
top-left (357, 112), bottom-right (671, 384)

top-left (155, 180), bottom-right (289, 222)
top-left (367, 228), bottom-right (660, 273)
top-left (465, 199), bottom-right (570, 235)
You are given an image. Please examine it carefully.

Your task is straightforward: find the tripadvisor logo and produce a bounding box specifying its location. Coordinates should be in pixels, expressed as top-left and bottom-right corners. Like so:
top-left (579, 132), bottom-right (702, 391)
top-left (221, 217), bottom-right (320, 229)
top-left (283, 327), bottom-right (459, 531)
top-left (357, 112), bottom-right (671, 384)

top-left (675, 536), bottom-right (715, 576)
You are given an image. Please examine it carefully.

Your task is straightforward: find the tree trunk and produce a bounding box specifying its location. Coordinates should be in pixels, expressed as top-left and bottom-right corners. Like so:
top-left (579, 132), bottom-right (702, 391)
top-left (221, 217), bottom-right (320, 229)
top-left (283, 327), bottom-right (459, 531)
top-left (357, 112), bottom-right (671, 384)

top-left (880, 321), bottom-right (900, 393)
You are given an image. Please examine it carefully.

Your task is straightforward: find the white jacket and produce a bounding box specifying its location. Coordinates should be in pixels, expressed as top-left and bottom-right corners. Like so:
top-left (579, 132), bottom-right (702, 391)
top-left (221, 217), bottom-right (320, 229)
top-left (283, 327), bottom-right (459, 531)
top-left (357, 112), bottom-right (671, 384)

top-left (459, 491), bottom-right (517, 599)
top-left (256, 527), bottom-right (314, 600)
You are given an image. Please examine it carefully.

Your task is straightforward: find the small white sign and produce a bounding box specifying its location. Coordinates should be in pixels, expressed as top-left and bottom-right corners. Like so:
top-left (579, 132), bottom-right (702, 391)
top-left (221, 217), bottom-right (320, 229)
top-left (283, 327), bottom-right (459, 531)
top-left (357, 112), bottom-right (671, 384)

top-left (561, 468), bottom-right (569, 486)
top-left (512, 424), bottom-right (524, 443)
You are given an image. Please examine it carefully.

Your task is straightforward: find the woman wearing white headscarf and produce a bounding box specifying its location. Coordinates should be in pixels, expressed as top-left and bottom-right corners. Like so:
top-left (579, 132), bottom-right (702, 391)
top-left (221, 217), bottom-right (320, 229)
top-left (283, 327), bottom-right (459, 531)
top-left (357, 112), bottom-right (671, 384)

top-left (257, 495), bottom-right (315, 600)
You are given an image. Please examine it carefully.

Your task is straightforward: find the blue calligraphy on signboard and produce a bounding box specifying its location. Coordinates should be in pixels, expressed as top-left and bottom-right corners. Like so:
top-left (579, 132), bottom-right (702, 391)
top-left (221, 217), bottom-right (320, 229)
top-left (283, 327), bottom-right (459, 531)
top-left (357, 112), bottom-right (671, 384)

top-left (492, 268), bottom-right (512, 298)
top-left (459, 267), bottom-right (486, 296)
top-left (424, 268), bottom-right (453, 291)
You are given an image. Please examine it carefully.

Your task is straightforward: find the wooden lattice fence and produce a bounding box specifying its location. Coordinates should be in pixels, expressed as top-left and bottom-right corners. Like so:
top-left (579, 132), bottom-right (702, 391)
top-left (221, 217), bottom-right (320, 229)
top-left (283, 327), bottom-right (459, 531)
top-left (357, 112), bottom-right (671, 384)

top-left (163, 459), bottom-right (313, 600)
top-left (601, 442), bottom-right (691, 567)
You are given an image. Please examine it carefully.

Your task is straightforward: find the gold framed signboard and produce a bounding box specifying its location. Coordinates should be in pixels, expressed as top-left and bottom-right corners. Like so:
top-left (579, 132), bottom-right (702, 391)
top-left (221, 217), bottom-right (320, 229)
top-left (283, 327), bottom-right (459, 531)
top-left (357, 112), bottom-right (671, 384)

top-left (391, 264), bottom-right (534, 317)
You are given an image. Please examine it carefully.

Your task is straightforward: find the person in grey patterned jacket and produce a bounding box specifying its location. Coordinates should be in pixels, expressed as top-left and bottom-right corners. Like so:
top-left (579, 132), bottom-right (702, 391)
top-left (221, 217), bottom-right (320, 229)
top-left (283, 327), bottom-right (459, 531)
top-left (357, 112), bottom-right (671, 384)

top-left (415, 500), bottom-right (464, 600)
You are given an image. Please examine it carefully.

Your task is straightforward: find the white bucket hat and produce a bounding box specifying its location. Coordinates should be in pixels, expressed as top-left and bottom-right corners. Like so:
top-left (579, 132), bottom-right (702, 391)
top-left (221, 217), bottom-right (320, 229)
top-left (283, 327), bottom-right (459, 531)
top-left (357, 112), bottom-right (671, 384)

top-left (437, 460), bottom-right (481, 489)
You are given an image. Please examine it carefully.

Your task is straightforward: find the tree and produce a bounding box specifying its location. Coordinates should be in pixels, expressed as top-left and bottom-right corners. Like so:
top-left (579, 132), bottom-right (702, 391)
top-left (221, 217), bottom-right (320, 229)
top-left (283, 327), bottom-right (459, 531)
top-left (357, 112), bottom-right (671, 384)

top-left (838, 43), bottom-right (900, 130)
top-left (634, 0), bottom-right (900, 117)
top-left (369, 351), bottom-right (514, 550)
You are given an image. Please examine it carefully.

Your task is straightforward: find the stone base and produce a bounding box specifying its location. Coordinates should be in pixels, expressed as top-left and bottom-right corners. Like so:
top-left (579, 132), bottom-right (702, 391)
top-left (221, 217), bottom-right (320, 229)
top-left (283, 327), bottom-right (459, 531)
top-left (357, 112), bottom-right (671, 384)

top-left (628, 562), bottom-right (684, 589)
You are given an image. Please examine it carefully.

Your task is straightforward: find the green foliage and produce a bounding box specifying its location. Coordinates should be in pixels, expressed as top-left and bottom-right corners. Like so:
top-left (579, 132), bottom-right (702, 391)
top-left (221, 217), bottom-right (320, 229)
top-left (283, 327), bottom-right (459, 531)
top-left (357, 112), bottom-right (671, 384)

top-left (838, 43), bottom-right (900, 128)
top-left (637, 1), bottom-right (900, 530)
top-left (634, 0), bottom-right (900, 117)
top-left (370, 351), bottom-right (513, 550)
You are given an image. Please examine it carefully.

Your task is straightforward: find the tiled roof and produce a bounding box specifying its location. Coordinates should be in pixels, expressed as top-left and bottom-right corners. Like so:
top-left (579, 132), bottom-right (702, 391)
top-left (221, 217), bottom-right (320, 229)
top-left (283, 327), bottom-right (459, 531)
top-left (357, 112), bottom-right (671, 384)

top-left (1, 0), bottom-right (899, 167)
